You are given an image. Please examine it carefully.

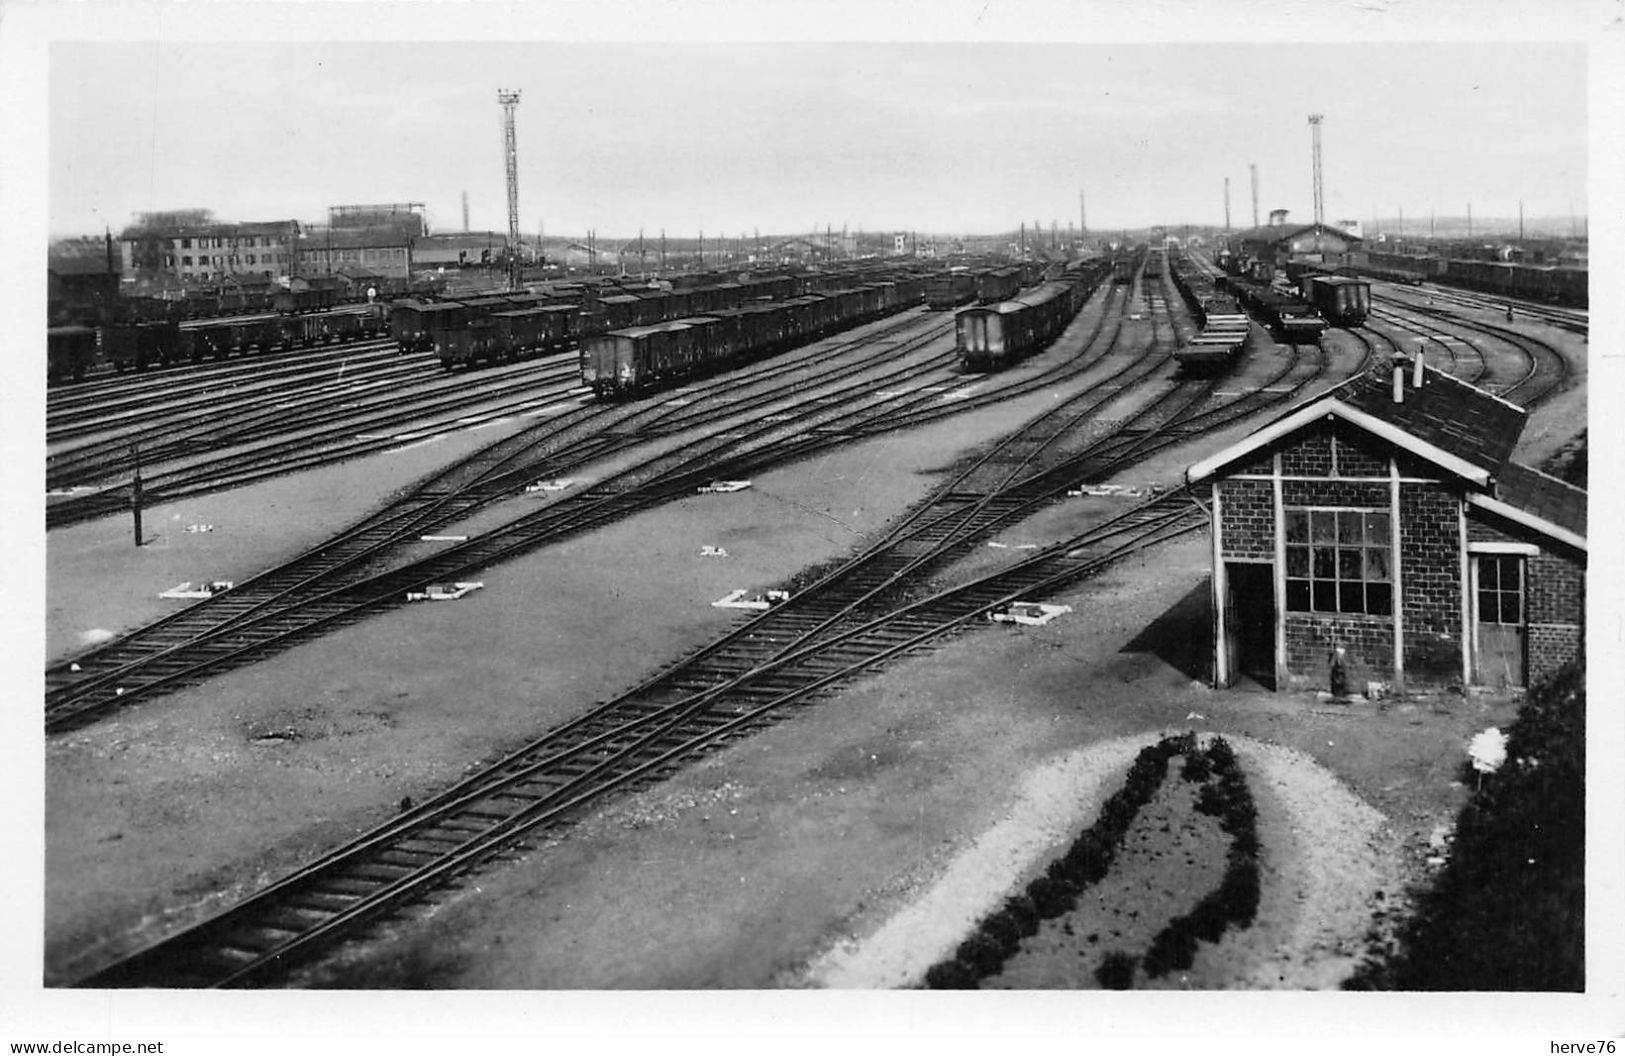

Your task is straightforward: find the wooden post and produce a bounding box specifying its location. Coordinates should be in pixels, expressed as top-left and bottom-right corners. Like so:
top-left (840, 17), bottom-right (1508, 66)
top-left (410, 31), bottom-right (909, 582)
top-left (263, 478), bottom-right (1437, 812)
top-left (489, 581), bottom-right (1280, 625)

top-left (131, 442), bottom-right (144, 547)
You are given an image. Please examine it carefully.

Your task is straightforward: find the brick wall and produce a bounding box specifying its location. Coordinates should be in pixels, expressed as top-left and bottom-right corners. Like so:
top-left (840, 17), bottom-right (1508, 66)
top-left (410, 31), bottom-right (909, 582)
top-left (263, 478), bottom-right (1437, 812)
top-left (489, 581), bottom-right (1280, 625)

top-left (1281, 479), bottom-right (1388, 508)
top-left (1332, 421), bottom-right (1390, 478)
top-left (1399, 484), bottom-right (1464, 685)
top-left (1528, 624), bottom-right (1582, 687)
top-left (1280, 431), bottom-right (1333, 477)
top-left (1283, 614), bottom-right (1395, 691)
top-left (1218, 478), bottom-right (1274, 559)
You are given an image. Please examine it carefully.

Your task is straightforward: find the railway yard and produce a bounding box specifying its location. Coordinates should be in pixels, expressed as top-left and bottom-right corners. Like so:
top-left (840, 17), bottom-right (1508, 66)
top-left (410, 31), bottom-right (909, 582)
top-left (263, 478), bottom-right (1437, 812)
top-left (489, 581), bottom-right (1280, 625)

top-left (42, 252), bottom-right (1590, 992)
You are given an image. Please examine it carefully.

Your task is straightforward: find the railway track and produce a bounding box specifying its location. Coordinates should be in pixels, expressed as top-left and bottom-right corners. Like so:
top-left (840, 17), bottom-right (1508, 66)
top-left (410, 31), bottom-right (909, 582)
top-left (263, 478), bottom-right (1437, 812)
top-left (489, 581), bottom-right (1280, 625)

top-left (43, 306), bottom-right (937, 528)
top-left (1365, 301), bottom-right (1570, 406)
top-left (46, 355), bottom-right (584, 490)
top-left (43, 310), bottom-right (966, 728)
top-left (45, 281), bottom-right (1151, 730)
top-left (72, 268), bottom-right (1338, 988)
top-left (46, 340), bottom-right (417, 435)
top-left (75, 489), bottom-right (1204, 989)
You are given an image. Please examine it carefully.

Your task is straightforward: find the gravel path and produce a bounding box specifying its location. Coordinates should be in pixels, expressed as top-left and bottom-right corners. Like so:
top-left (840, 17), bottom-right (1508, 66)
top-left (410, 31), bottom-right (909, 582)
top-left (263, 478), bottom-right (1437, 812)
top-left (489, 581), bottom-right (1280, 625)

top-left (803, 734), bottom-right (1405, 989)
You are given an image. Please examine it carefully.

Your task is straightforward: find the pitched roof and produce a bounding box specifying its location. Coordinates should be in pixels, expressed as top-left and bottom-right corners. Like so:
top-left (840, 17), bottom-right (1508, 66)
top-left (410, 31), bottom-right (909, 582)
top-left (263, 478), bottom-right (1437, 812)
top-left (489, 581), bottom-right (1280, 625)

top-left (1333, 360), bottom-right (1527, 474)
top-left (1188, 359), bottom-right (1527, 486)
top-left (1487, 461), bottom-right (1587, 540)
top-left (1227, 222), bottom-right (1363, 247)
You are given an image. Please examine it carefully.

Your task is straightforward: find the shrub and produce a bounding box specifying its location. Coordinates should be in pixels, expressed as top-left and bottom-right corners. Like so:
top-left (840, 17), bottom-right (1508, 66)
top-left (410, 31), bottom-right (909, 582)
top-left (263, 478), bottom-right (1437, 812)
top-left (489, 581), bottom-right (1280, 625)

top-left (1346, 660), bottom-right (1585, 991)
top-left (1195, 783), bottom-right (1227, 817)
top-left (1143, 921), bottom-right (1200, 977)
top-left (1001, 894), bottom-right (1040, 937)
top-left (1095, 951), bottom-right (1138, 990)
top-left (924, 960), bottom-right (980, 989)
top-left (955, 932), bottom-right (1008, 976)
top-left (1206, 736), bottom-right (1237, 772)
top-left (1028, 875), bottom-right (1078, 918)
top-left (981, 911), bottom-right (1025, 954)
top-left (1180, 750), bottom-right (1211, 783)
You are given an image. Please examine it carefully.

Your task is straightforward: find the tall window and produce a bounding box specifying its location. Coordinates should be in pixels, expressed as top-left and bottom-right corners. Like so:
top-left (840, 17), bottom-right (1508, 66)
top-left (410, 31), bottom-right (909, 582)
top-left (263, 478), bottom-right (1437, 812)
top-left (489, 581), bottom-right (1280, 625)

top-left (1284, 508), bottom-right (1393, 615)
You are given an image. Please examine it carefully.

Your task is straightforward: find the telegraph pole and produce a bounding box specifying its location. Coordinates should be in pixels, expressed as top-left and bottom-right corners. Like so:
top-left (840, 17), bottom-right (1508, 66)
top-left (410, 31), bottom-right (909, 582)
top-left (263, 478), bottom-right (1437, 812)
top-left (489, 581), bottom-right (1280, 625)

top-left (1250, 163), bottom-right (1260, 229)
top-left (498, 89), bottom-right (523, 291)
top-left (1307, 114), bottom-right (1325, 227)
top-left (1224, 177), bottom-right (1231, 234)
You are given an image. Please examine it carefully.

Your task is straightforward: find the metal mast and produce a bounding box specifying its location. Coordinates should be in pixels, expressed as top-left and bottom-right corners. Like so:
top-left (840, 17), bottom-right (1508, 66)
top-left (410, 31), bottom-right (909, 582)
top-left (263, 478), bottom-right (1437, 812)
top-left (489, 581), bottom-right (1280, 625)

top-left (498, 89), bottom-right (522, 291)
top-left (1224, 177), bottom-right (1231, 233)
top-left (1249, 163), bottom-right (1260, 228)
top-left (1308, 114), bottom-right (1325, 227)
top-left (462, 191), bottom-right (470, 233)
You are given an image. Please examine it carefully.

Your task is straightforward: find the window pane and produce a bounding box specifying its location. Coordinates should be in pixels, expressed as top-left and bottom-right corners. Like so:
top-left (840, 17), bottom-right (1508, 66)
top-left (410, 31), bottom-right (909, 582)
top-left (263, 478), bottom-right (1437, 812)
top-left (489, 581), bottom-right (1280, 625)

top-left (1286, 546), bottom-right (1309, 576)
top-left (1366, 547), bottom-right (1390, 581)
top-left (1368, 511), bottom-right (1390, 541)
top-left (1312, 511), bottom-right (1336, 543)
top-left (1479, 559), bottom-right (1499, 590)
top-left (1285, 510), bottom-right (1308, 543)
top-left (1338, 548), bottom-right (1362, 578)
top-left (1337, 512), bottom-right (1361, 543)
top-left (1478, 590), bottom-right (1499, 623)
top-left (1339, 582), bottom-right (1364, 613)
top-left (1313, 581), bottom-right (1337, 611)
top-left (1286, 580), bottom-right (1311, 611)
top-left (1313, 548), bottom-right (1336, 578)
top-left (1367, 583), bottom-right (1392, 616)
top-left (1500, 592), bottom-right (1521, 625)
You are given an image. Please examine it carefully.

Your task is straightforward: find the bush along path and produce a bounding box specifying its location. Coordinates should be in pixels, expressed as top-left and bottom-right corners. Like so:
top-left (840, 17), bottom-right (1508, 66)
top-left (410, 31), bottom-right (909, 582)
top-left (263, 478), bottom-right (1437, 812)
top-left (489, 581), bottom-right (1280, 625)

top-left (1343, 660), bottom-right (1585, 991)
top-left (923, 732), bottom-right (1260, 989)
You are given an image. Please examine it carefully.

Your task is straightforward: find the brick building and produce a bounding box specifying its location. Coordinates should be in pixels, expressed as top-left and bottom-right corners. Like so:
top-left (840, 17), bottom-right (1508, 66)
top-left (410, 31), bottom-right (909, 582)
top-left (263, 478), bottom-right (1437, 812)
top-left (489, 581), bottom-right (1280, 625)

top-left (294, 228), bottom-right (414, 280)
top-left (1227, 219), bottom-right (1363, 273)
top-left (1186, 358), bottom-right (1585, 694)
top-left (118, 216), bottom-right (301, 285)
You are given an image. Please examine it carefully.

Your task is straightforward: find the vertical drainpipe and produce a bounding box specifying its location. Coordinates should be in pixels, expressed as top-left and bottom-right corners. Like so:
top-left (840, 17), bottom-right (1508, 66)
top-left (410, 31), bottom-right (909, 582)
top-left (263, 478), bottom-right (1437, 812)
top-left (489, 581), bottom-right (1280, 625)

top-left (1211, 479), bottom-right (1226, 687)
top-left (1272, 450), bottom-right (1287, 688)
top-left (1390, 454), bottom-right (1406, 693)
top-left (1458, 499), bottom-right (1472, 687)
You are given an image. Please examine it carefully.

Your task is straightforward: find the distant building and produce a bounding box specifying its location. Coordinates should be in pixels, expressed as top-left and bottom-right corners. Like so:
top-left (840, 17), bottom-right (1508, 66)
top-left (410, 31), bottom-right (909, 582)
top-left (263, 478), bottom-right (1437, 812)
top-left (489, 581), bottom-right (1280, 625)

top-left (118, 215), bottom-right (301, 285)
top-left (1188, 358), bottom-right (1584, 694)
top-left (295, 227), bottom-right (414, 280)
top-left (412, 232), bottom-right (509, 270)
top-left (1227, 220), bottom-right (1363, 272)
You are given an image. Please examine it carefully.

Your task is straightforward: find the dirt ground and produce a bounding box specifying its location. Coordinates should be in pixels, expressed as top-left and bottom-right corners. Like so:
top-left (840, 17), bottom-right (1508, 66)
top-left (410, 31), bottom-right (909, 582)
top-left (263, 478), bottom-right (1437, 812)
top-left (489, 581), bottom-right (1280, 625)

top-left (39, 304), bottom-right (1585, 995)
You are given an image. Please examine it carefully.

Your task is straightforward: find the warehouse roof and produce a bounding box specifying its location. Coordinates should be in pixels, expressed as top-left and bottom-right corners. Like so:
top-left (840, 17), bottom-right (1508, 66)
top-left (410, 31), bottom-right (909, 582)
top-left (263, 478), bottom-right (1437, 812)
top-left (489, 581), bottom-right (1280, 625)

top-left (1229, 222), bottom-right (1363, 247)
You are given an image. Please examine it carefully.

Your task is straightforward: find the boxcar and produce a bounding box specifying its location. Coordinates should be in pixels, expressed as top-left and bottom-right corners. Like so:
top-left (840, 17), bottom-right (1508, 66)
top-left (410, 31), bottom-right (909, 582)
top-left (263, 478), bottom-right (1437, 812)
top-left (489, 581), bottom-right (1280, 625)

top-left (1303, 275), bottom-right (1371, 327)
top-left (47, 325), bottom-right (99, 383)
top-left (391, 299), bottom-right (437, 353)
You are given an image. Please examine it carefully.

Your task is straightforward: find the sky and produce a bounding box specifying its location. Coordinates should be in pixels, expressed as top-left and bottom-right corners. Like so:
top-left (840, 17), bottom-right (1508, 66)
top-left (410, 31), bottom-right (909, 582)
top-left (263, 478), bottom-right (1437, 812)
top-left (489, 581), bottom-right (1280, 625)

top-left (40, 24), bottom-right (1591, 240)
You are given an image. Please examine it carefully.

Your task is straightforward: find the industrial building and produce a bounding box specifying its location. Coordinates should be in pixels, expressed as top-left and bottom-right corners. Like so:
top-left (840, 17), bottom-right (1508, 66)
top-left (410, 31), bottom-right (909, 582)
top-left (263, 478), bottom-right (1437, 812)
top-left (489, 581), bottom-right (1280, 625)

top-left (1188, 357), bottom-right (1585, 695)
top-left (1225, 215), bottom-right (1364, 273)
top-left (117, 214), bottom-right (302, 285)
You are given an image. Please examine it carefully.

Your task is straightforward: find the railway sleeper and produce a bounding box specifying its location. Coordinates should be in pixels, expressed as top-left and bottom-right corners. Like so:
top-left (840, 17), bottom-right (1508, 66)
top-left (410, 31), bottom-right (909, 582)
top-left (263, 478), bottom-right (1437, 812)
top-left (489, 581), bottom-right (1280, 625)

top-left (373, 848), bottom-right (442, 869)
top-left (280, 891), bottom-right (366, 914)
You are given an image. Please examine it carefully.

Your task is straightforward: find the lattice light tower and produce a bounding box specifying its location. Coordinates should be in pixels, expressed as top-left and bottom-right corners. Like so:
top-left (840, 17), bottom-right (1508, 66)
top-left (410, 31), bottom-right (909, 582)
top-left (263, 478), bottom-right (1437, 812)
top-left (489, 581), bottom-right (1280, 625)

top-left (498, 89), bottom-right (522, 291)
top-left (1308, 113), bottom-right (1325, 227)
